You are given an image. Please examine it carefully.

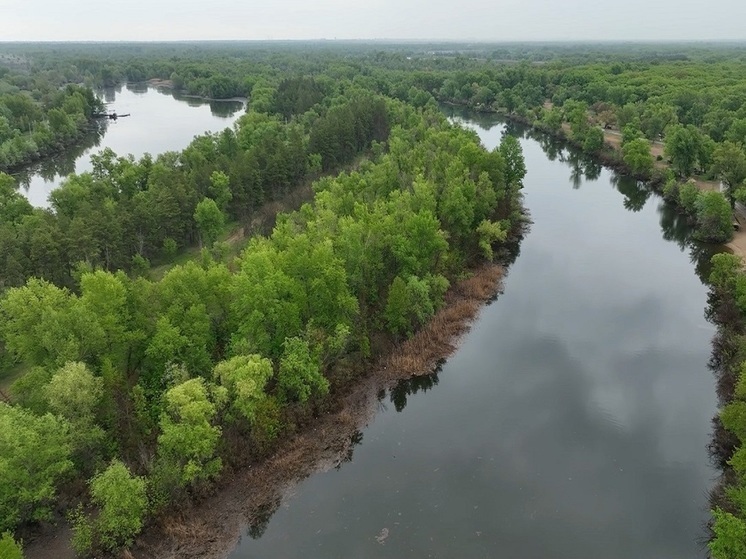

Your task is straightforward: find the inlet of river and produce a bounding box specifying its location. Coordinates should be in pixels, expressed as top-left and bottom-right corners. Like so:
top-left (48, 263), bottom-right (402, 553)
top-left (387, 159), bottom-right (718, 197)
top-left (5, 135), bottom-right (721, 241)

top-left (224, 108), bottom-right (720, 559)
top-left (12, 83), bottom-right (245, 208)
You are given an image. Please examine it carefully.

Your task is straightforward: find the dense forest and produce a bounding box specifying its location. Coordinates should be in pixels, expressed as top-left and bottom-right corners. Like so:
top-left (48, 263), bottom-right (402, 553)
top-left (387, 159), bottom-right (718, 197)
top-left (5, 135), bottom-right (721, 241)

top-left (0, 53), bottom-right (104, 171)
top-left (2, 41), bottom-right (746, 557)
top-left (0, 46), bottom-right (527, 557)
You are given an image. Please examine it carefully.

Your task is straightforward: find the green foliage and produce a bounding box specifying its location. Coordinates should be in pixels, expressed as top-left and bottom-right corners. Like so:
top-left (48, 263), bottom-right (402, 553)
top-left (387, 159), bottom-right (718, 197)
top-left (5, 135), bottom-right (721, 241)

top-left (193, 197), bottom-right (225, 248)
top-left (677, 181), bottom-right (700, 214)
top-left (499, 135), bottom-right (526, 190)
top-left (213, 355), bottom-right (273, 423)
top-left (0, 84), bottom-right (101, 172)
top-left (694, 191), bottom-right (733, 243)
top-left (278, 337), bottom-right (327, 404)
top-left (582, 127), bottom-right (605, 153)
top-left (0, 532), bottom-right (24, 559)
top-left (0, 53), bottom-right (527, 540)
top-left (208, 170), bottom-right (232, 211)
top-left (722, 402), bottom-right (746, 444)
top-left (384, 274), bottom-right (445, 338)
top-left (88, 460), bottom-right (148, 551)
top-left (710, 509), bottom-right (746, 559)
top-left (157, 378), bottom-right (223, 487)
top-left (665, 124), bottom-right (705, 177)
top-left (714, 142), bottom-right (746, 207)
top-left (622, 137), bottom-right (654, 176)
top-left (45, 361), bottom-right (103, 425)
top-left (249, 396), bottom-right (284, 455)
top-left (0, 404), bottom-right (72, 532)
top-left (710, 253), bottom-right (744, 291)
top-left (9, 366), bottom-right (53, 414)
top-left (476, 220), bottom-right (508, 260)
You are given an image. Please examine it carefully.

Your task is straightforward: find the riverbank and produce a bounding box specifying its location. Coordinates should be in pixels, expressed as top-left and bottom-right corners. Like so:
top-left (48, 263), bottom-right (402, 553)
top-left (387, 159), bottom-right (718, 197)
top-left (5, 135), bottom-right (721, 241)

top-left (146, 79), bottom-right (247, 103)
top-left (133, 263), bottom-right (510, 559)
top-left (465, 101), bottom-right (746, 254)
top-left (3, 119), bottom-right (105, 177)
top-left (21, 260), bottom-right (513, 559)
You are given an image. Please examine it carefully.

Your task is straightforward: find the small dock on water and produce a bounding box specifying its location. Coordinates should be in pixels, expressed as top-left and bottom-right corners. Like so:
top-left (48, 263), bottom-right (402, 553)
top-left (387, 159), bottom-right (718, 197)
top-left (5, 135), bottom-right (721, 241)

top-left (93, 112), bottom-right (130, 120)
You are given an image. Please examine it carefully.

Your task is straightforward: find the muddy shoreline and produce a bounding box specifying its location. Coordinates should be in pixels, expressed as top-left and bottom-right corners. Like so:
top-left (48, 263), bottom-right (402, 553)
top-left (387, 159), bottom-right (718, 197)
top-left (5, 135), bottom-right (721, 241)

top-left (130, 263), bottom-right (509, 559)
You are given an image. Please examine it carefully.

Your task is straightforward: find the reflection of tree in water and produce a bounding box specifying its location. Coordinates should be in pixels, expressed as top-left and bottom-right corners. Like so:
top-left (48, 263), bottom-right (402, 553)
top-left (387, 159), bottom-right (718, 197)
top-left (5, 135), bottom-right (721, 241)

top-left (209, 99), bottom-right (245, 118)
top-left (247, 497), bottom-right (282, 540)
top-left (390, 371), bottom-right (441, 413)
top-left (501, 120), bottom-right (529, 140)
top-left (13, 123), bottom-right (107, 189)
top-left (245, 427), bottom-right (365, 540)
top-left (656, 199), bottom-right (727, 283)
top-left (125, 82), bottom-right (148, 95)
top-left (611, 175), bottom-right (651, 213)
top-left (335, 430), bottom-right (364, 471)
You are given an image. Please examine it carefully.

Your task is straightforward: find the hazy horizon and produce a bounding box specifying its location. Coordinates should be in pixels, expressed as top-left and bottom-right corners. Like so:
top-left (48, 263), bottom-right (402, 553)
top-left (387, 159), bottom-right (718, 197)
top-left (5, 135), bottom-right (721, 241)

top-left (2, 0), bottom-right (745, 43)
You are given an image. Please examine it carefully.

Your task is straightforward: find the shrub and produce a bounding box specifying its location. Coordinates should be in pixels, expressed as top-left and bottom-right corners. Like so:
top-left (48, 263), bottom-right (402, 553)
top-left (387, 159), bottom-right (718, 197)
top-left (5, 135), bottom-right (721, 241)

top-left (695, 191), bottom-right (734, 243)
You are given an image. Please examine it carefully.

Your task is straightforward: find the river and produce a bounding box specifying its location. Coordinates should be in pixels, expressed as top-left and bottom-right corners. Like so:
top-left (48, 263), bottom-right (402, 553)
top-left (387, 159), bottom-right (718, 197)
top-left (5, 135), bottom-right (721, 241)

top-left (12, 83), bottom-right (245, 208)
top-left (221, 109), bottom-right (720, 559)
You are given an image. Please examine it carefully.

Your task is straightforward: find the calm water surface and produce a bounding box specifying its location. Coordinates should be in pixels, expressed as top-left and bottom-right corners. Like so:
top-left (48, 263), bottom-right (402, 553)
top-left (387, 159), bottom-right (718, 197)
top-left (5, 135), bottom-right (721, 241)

top-left (13, 84), bottom-right (244, 207)
top-left (227, 110), bottom-right (719, 558)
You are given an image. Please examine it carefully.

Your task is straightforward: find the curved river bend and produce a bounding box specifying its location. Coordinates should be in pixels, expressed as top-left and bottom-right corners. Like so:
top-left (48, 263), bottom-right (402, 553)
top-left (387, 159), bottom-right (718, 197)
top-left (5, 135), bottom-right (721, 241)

top-left (13, 84), bottom-right (245, 208)
top-left (225, 109), bottom-right (719, 559)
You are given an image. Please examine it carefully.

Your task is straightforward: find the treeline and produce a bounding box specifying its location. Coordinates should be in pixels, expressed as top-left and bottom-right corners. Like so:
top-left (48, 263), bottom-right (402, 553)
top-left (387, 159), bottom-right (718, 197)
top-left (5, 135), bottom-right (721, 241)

top-left (0, 87), bottom-right (388, 291)
top-left (704, 253), bottom-right (746, 559)
top-left (0, 99), bottom-right (525, 555)
top-left (0, 79), bottom-right (102, 172)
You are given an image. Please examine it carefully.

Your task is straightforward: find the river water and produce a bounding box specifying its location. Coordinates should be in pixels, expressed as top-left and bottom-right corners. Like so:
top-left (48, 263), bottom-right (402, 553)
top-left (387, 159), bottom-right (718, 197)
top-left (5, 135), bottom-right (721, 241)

top-left (224, 109), bottom-right (720, 559)
top-left (12, 84), bottom-right (245, 208)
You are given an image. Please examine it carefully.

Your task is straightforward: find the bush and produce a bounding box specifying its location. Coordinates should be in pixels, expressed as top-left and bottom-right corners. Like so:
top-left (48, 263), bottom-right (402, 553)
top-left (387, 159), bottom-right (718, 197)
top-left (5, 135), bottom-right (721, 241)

top-left (678, 181), bottom-right (700, 214)
top-left (0, 532), bottom-right (24, 559)
top-left (695, 191), bottom-right (734, 243)
top-left (662, 178), bottom-right (679, 201)
top-left (72, 460), bottom-right (149, 554)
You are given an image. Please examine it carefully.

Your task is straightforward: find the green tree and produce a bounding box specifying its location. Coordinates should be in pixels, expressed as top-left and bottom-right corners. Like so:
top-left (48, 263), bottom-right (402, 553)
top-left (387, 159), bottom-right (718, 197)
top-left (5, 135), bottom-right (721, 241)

top-left (713, 141), bottom-right (746, 208)
top-left (695, 191), bottom-right (733, 243)
top-left (582, 127), bottom-right (605, 153)
top-left (622, 137), bottom-right (654, 176)
top-left (0, 532), bottom-right (24, 559)
top-left (157, 378), bottom-right (223, 487)
top-left (278, 337), bottom-right (327, 404)
top-left (213, 354), bottom-right (272, 423)
top-left (710, 509), bottom-right (746, 559)
top-left (665, 124), bottom-right (703, 177)
top-left (45, 361), bottom-right (105, 463)
top-left (193, 197), bottom-right (225, 248)
top-left (499, 135), bottom-right (526, 190)
top-left (208, 170), bottom-right (232, 211)
top-left (88, 460), bottom-right (148, 551)
top-left (0, 404), bottom-right (72, 531)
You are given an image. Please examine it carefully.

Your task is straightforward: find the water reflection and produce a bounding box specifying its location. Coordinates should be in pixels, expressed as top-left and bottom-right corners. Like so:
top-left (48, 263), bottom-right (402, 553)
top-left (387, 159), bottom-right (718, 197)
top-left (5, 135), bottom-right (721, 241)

top-left (612, 175), bottom-right (651, 212)
top-left (390, 372), bottom-right (441, 413)
top-left (13, 123), bottom-right (107, 189)
top-left (446, 104), bottom-right (726, 285)
top-left (13, 86), bottom-right (246, 207)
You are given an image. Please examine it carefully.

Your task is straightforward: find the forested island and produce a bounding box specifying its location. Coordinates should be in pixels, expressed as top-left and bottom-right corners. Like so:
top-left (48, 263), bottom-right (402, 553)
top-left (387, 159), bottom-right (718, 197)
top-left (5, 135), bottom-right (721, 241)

top-left (2, 41), bottom-right (746, 558)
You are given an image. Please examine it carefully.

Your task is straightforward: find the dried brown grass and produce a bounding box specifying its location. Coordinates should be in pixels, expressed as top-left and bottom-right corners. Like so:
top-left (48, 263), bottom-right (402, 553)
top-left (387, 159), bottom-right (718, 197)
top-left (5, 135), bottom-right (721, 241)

top-left (384, 264), bottom-right (503, 379)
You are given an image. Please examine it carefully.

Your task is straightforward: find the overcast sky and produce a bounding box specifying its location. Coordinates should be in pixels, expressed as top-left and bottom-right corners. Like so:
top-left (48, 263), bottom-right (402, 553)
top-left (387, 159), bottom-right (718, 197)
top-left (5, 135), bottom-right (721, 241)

top-left (1, 0), bottom-right (745, 42)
